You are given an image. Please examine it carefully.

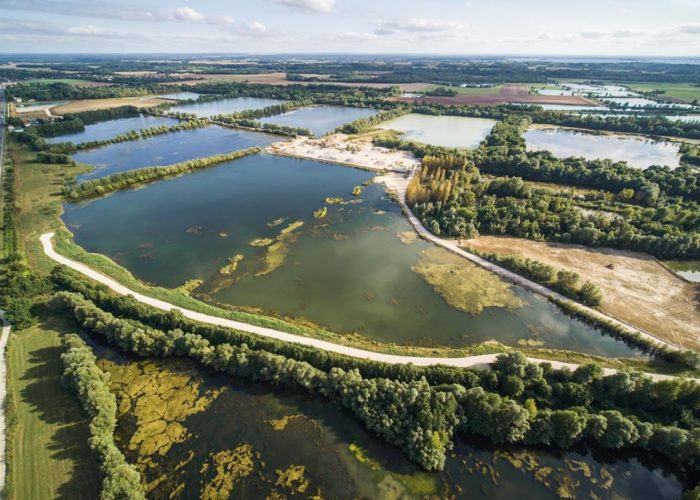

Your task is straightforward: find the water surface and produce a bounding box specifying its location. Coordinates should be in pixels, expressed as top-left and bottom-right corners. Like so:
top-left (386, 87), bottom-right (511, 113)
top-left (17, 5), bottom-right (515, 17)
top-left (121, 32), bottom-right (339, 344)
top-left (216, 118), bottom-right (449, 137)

top-left (524, 126), bottom-right (681, 169)
top-left (172, 97), bottom-right (287, 117)
top-left (45, 114), bottom-right (179, 144)
top-left (664, 261), bottom-right (700, 283)
top-left (97, 352), bottom-right (683, 500)
top-left (71, 125), bottom-right (278, 181)
top-left (259, 105), bottom-right (377, 136)
top-left (64, 154), bottom-right (640, 357)
top-left (157, 92), bottom-right (202, 101)
top-left (377, 113), bottom-right (497, 148)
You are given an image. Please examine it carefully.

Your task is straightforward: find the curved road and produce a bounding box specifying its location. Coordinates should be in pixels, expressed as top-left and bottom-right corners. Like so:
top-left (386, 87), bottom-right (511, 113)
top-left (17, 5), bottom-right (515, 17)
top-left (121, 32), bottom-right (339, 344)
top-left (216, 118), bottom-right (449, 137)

top-left (40, 233), bottom-right (692, 382)
top-left (379, 171), bottom-right (680, 351)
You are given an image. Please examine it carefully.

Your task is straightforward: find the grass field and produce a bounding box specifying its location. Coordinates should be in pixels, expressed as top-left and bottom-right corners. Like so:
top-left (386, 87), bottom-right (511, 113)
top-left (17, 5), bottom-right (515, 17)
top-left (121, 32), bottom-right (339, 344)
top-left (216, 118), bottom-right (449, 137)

top-left (428, 84), bottom-right (503, 96)
top-left (6, 314), bottom-right (101, 499)
top-left (626, 83), bottom-right (700, 103)
top-left (24, 78), bottom-right (109, 87)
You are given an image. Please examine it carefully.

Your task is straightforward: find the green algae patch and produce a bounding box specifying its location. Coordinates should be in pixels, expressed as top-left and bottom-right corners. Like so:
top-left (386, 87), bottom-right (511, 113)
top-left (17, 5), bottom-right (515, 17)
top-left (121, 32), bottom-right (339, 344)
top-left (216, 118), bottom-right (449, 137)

top-left (352, 186), bottom-right (363, 196)
top-left (219, 254), bottom-right (244, 275)
top-left (411, 247), bottom-right (523, 314)
top-left (266, 414), bottom-right (303, 431)
top-left (200, 444), bottom-right (259, 500)
top-left (257, 221), bottom-right (305, 276)
top-left (348, 443), bottom-right (380, 471)
top-left (396, 231), bottom-right (418, 245)
top-left (267, 217), bottom-right (286, 228)
top-left (325, 197), bottom-right (343, 204)
top-left (313, 206), bottom-right (327, 219)
top-left (175, 278), bottom-right (203, 295)
top-left (274, 465), bottom-right (310, 494)
top-left (250, 238), bottom-right (274, 247)
top-left (101, 359), bottom-right (224, 492)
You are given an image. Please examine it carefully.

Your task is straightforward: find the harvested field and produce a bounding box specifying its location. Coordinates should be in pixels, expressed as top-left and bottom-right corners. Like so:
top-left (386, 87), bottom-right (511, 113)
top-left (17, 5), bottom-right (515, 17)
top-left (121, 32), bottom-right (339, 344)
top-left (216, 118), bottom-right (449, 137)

top-left (50, 96), bottom-right (170, 115)
top-left (392, 84), bottom-right (601, 107)
top-left (464, 235), bottom-right (700, 350)
top-left (169, 72), bottom-right (431, 91)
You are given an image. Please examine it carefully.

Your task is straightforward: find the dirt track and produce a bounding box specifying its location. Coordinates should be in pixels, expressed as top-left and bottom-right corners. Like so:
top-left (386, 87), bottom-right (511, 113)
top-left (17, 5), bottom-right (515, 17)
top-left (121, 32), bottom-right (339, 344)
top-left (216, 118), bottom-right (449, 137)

top-left (466, 236), bottom-right (700, 350)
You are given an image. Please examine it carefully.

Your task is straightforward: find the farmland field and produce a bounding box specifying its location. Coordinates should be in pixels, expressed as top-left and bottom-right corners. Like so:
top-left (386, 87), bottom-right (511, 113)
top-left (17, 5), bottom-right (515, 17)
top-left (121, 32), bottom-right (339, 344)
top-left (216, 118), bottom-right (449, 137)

top-left (627, 83), bottom-right (700, 103)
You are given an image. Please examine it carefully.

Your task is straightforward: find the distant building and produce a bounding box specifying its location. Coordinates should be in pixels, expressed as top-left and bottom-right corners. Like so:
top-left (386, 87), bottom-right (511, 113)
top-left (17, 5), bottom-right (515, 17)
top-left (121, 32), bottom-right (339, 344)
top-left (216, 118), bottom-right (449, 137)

top-left (13, 97), bottom-right (22, 103)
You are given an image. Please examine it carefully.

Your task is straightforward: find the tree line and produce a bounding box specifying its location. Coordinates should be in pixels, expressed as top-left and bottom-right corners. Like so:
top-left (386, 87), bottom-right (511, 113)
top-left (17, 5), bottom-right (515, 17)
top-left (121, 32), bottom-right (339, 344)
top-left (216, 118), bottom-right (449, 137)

top-left (60, 334), bottom-right (146, 499)
top-left (50, 267), bottom-right (700, 419)
top-left (336, 106), bottom-right (410, 134)
top-left (64, 147), bottom-right (262, 200)
top-left (466, 247), bottom-right (602, 306)
top-left (50, 291), bottom-right (700, 490)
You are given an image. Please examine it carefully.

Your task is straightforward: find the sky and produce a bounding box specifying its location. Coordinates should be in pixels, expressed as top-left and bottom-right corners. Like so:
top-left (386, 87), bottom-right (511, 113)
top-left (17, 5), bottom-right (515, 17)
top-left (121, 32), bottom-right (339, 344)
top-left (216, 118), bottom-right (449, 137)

top-left (0, 0), bottom-right (699, 56)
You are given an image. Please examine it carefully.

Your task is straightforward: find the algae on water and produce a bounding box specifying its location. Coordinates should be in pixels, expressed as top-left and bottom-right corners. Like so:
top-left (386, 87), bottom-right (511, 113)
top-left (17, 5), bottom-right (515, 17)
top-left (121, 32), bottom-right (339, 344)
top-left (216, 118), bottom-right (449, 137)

top-left (411, 247), bottom-right (523, 314)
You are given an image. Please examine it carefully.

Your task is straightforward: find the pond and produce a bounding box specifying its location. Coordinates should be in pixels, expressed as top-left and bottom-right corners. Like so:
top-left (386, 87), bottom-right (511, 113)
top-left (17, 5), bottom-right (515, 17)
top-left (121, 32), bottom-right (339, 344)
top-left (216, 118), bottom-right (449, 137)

top-left (603, 97), bottom-right (696, 109)
top-left (95, 352), bottom-right (683, 500)
top-left (71, 125), bottom-right (279, 181)
top-left (258, 105), bottom-right (378, 136)
top-left (538, 84), bottom-right (636, 98)
top-left (663, 261), bottom-right (700, 283)
top-left (172, 97), bottom-right (288, 117)
top-left (376, 113), bottom-right (497, 148)
top-left (45, 114), bottom-right (179, 145)
top-left (156, 91), bottom-right (202, 101)
top-left (63, 153), bottom-right (641, 357)
top-left (524, 126), bottom-right (681, 169)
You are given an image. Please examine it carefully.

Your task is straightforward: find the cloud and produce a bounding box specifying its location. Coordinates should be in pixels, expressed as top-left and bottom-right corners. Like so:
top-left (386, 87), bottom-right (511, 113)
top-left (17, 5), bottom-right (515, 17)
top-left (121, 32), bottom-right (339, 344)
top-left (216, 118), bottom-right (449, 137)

top-left (374, 18), bottom-right (464, 36)
top-left (669, 24), bottom-right (700, 35)
top-left (169, 7), bottom-right (204, 22)
top-left (268, 0), bottom-right (335, 13)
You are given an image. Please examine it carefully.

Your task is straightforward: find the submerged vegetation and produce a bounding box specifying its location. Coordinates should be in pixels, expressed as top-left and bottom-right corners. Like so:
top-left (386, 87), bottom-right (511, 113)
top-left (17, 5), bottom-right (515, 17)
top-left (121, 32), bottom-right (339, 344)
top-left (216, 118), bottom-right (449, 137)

top-left (60, 334), bottom-right (145, 499)
top-left (411, 247), bottom-right (523, 314)
top-left (50, 291), bottom-right (700, 488)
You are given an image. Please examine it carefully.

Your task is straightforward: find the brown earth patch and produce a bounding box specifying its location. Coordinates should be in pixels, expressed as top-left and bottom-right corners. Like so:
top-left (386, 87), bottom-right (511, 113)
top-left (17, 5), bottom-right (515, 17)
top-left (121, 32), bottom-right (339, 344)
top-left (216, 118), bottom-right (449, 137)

top-left (167, 72), bottom-right (431, 91)
top-left (50, 96), bottom-right (170, 115)
top-left (464, 235), bottom-right (700, 350)
top-left (391, 84), bottom-right (601, 107)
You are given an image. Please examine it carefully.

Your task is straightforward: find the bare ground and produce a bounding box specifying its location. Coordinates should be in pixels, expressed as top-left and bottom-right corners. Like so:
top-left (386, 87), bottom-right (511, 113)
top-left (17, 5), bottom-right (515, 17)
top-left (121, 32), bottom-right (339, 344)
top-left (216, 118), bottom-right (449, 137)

top-left (464, 235), bottom-right (700, 350)
top-left (50, 97), bottom-right (171, 115)
top-left (266, 134), bottom-right (419, 173)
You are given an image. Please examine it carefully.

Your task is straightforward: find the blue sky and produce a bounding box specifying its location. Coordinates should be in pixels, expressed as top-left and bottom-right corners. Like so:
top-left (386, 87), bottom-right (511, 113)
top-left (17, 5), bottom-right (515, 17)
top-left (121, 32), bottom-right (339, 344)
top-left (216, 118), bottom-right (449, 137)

top-left (1, 0), bottom-right (699, 55)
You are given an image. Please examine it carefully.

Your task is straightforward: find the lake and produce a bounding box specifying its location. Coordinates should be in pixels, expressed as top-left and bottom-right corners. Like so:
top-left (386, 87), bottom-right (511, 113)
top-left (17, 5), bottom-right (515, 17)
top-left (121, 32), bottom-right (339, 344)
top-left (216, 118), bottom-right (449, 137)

top-left (156, 92), bottom-right (202, 101)
top-left (96, 352), bottom-right (683, 500)
top-left (258, 105), bottom-right (377, 136)
top-left (604, 97), bottom-right (696, 109)
top-left (45, 114), bottom-right (179, 145)
top-left (63, 153), bottom-right (641, 357)
top-left (524, 126), bottom-right (681, 169)
top-left (377, 113), bottom-right (497, 148)
top-left (71, 125), bottom-right (279, 181)
top-left (172, 97), bottom-right (288, 117)
top-left (664, 261), bottom-right (700, 283)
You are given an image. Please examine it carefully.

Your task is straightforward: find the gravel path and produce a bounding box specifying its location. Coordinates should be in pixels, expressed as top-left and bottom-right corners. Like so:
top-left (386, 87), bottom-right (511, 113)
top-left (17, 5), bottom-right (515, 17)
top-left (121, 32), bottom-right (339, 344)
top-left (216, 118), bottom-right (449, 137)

top-left (40, 232), bottom-right (692, 382)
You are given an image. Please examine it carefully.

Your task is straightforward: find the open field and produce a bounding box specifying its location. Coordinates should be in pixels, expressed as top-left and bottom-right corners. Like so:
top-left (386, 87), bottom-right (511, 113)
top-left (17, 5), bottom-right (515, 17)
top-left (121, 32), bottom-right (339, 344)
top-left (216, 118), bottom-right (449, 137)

top-left (24, 78), bottom-right (111, 87)
top-left (50, 96), bottom-right (170, 115)
top-left (266, 133), bottom-right (419, 172)
top-left (170, 72), bottom-right (432, 90)
top-left (626, 83), bottom-right (700, 103)
top-left (6, 316), bottom-right (101, 499)
top-left (428, 85), bottom-right (504, 96)
top-left (464, 236), bottom-right (700, 350)
top-left (391, 84), bottom-right (600, 106)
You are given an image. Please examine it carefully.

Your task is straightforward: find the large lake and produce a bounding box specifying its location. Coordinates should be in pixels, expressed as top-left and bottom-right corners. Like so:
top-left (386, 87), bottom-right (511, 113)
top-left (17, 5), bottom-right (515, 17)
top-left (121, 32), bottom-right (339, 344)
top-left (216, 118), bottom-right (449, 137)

top-left (524, 126), bottom-right (681, 169)
top-left (71, 126), bottom-right (279, 181)
top-left (64, 154), bottom-right (640, 357)
top-left (96, 352), bottom-right (683, 500)
top-left (258, 105), bottom-right (377, 136)
top-left (45, 114), bottom-right (179, 145)
top-left (377, 113), bottom-right (497, 148)
top-left (172, 97), bottom-right (287, 117)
